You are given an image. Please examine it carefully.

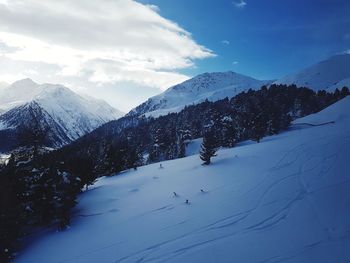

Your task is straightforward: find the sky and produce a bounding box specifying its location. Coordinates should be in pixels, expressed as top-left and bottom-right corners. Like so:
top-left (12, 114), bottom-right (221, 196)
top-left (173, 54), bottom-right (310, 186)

top-left (0, 0), bottom-right (349, 112)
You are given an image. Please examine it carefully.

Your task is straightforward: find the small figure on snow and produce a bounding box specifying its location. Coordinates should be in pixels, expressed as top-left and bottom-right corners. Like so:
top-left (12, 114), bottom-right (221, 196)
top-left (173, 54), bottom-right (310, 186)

top-left (200, 189), bottom-right (205, 193)
top-left (173, 191), bottom-right (178, 197)
top-left (185, 199), bottom-right (190, 204)
top-left (159, 163), bottom-right (163, 169)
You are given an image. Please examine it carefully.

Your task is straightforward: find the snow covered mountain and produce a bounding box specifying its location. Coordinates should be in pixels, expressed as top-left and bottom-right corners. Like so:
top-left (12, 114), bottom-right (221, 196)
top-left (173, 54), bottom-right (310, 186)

top-left (0, 82), bottom-right (9, 113)
top-left (0, 81), bottom-right (8, 90)
top-left (129, 71), bottom-right (271, 117)
top-left (0, 78), bottom-right (43, 110)
top-left (275, 54), bottom-right (350, 91)
top-left (128, 54), bottom-right (350, 119)
top-left (15, 96), bottom-right (350, 263)
top-left (0, 79), bottom-right (124, 150)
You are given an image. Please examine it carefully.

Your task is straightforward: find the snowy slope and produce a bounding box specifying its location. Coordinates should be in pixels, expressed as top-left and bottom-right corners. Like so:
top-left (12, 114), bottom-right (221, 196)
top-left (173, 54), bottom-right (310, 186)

top-left (15, 97), bottom-right (350, 263)
top-left (275, 54), bottom-right (350, 91)
top-left (331, 77), bottom-right (350, 91)
top-left (0, 81), bottom-right (8, 90)
top-left (185, 138), bottom-right (203, 157)
top-left (0, 78), bottom-right (43, 110)
top-left (0, 79), bottom-right (124, 146)
top-left (129, 72), bottom-right (271, 118)
top-left (293, 95), bottom-right (350, 125)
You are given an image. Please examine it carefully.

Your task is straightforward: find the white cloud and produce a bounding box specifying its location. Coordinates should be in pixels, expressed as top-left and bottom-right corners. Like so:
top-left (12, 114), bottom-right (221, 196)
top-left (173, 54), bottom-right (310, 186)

top-left (232, 61), bottom-right (239, 65)
top-left (0, 0), bottom-right (215, 110)
top-left (147, 4), bottom-right (160, 13)
top-left (233, 0), bottom-right (247, 8)
top-left (221, 40), bottom-right (230, 45)
top-left (0, 41), bottom-right (20, 54)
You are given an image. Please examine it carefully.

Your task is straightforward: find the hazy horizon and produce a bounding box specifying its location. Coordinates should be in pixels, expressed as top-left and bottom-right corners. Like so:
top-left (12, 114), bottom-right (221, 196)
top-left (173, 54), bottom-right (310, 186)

top-left (0, 0), bottom-right (349, 111)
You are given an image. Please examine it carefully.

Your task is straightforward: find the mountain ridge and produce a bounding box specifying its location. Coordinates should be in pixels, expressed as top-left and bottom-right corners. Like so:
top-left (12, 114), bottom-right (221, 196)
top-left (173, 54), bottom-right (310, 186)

top-left (274, 53), bottom-right (350, 90)
top-left (0, 79), bottom-right (124, 152)
top-left (128, 71), bottom-right (272, 118)
top-left (128, 54), bottom-right (350, 118)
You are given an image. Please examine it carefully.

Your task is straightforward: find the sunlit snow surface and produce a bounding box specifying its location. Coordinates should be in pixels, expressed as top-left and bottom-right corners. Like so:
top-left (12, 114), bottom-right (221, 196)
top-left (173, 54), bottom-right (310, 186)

top-left (275, 54), bottom-right (350, 91)
top-left (16, 97), bottom-right (350, 263)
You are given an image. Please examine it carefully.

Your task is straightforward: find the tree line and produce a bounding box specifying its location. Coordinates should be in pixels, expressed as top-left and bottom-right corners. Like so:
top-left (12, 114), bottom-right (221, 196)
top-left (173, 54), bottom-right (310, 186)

top-left (0, 84), bottom-right (349, 262)
top-left (53, 85), bottom-right (349, 173)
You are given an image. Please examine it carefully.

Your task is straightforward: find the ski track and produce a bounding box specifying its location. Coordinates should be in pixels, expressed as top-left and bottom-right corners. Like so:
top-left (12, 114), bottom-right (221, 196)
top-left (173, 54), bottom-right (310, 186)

top-left (14, 97), bottom-right (350, 263)
top-left (114, 129), bottom-right (348, 263)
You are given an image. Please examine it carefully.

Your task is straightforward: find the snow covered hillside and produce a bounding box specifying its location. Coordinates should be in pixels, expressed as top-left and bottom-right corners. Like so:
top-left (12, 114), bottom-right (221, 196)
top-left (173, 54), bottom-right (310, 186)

top-left (0, 79), bottom-right (124, 149)
top-left (275, 54), bottom-right (350, 91)
top-left (15, 97), bottom-right (350, 263)
top-left (129, 72), bottom-right (271, 118)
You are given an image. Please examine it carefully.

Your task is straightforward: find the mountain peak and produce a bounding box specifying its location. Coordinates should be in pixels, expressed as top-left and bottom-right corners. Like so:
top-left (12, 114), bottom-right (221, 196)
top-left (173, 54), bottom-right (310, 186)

top-left (37, 83), bottom-right (75, 97)
top-left (11, 78), bottom-right (37, 88)
top-left (192, 71), bottom-right (249, 79)
top-left (0, 79), bottom-right (124, 151)
top-left (129, 71), bottom-right (271, 117)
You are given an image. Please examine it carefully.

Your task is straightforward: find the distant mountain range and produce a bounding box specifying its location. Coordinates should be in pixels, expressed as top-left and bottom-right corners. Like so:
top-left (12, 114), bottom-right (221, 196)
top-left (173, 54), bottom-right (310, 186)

top-left (1, 54), bottom-right (349, 152)
top-left (0, 79), bottom-right (123, 151)
top-left (129, 54), bottom-right (350, 118)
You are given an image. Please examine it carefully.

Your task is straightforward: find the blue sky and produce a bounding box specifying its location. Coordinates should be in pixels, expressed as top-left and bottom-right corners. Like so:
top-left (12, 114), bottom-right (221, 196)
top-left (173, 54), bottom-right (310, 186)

top-left (1, 0), bottom-right (349, 111)
top-left (140, 0), bottom-right (350, 80)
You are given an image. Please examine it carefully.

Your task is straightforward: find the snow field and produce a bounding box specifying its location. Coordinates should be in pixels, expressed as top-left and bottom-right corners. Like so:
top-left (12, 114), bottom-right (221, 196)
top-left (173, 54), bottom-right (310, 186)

top-left (15, 97), bottom-right (350, 263)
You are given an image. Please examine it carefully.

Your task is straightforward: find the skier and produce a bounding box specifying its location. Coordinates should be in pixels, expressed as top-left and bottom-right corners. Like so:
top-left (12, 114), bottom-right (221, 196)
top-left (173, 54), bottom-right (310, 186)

top-left (185, 199), bottom-right (190, 204)
top-left (173, 192), bottom-right (178, 197)
top-left (159, 163), bottom-right (163, 169)
top-left (200, 189), bottom-right (205, 193)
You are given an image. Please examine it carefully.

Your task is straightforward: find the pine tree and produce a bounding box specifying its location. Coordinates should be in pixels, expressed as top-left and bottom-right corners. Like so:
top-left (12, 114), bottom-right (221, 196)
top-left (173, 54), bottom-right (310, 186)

top-left (200, 131), bottom-right (217, 165)
top-left (128, 147), bottom-right (143, 170)
top-left (149, 126), bottom-right (166, 162)
top-left (221, 116), bottom-right (237, 147)
top-left (17, 119), bottom-right (49, 159)
top-left (0, 164), bottom-right (23, 263)
top-left (251, 111), bottom-right (268, 143)
top-left (341, 86), bottom-right (350, 97)
top-left (177, 129), bottom-right (192, 158)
